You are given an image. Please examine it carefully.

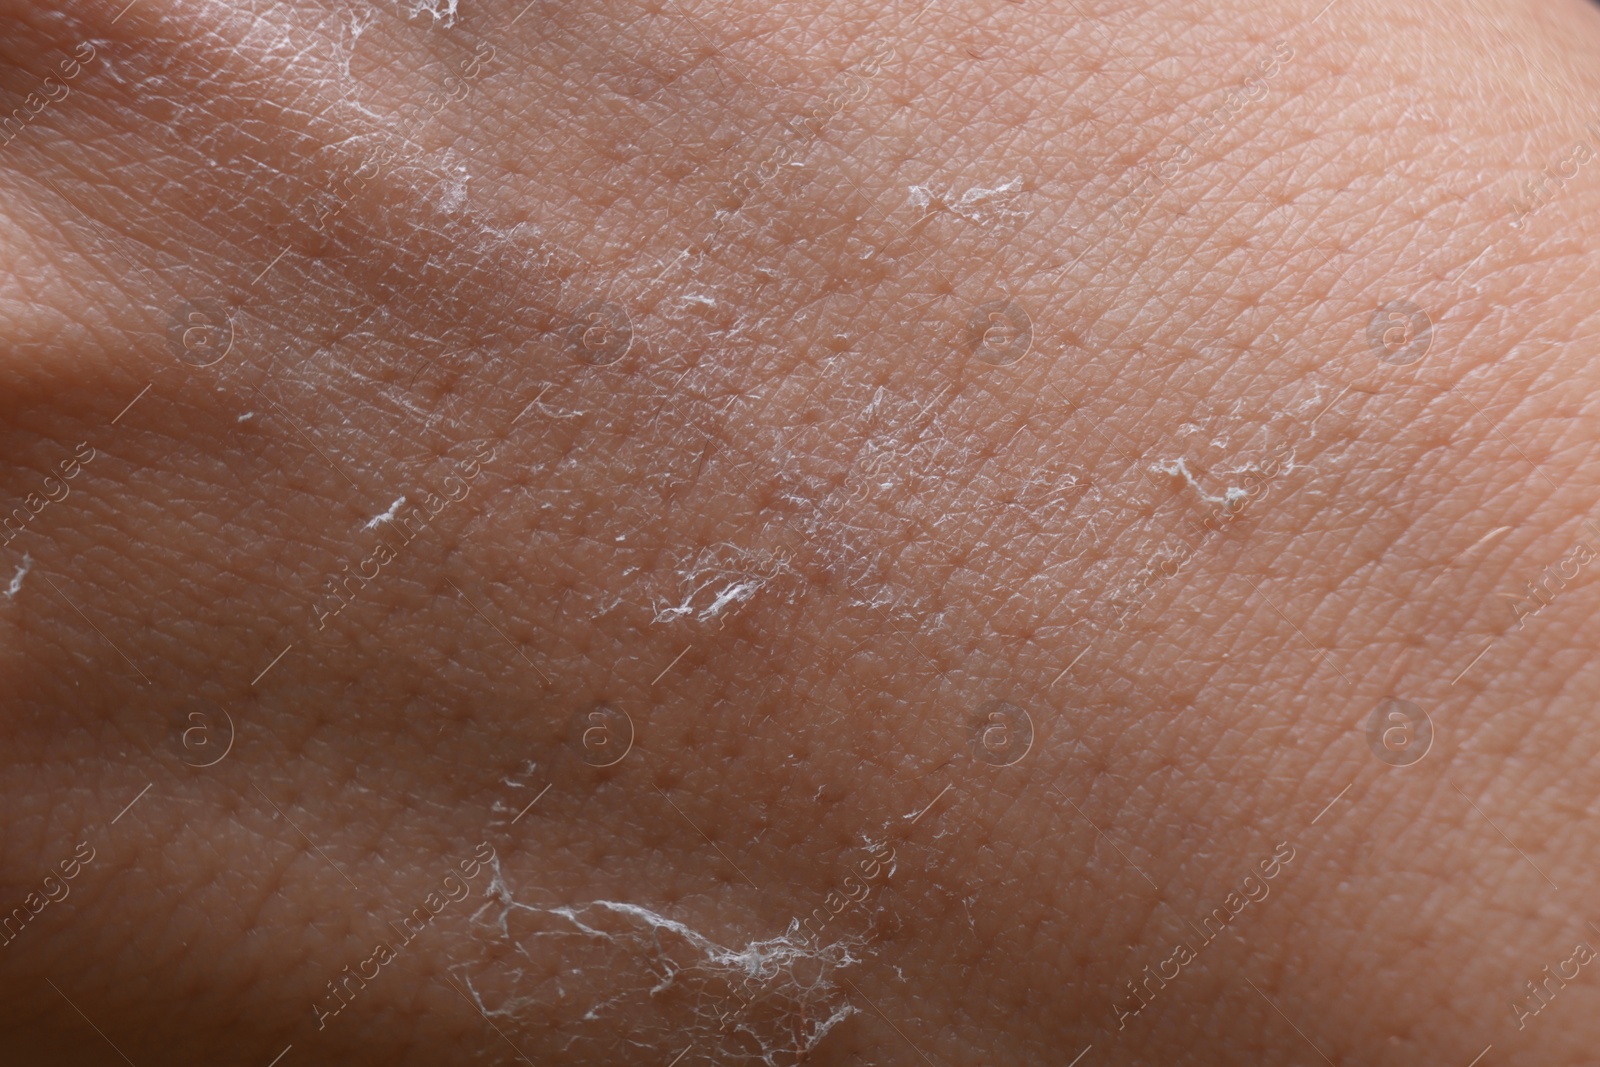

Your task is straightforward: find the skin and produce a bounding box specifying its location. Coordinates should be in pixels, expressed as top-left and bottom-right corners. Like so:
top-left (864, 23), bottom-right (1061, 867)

top-left (3, 0), bottom-right (1600, 1062)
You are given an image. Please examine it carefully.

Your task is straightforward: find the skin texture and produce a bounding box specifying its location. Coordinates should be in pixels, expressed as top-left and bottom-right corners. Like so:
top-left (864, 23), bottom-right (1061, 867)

top-left (4, 0), bottom-right (1600, 1063)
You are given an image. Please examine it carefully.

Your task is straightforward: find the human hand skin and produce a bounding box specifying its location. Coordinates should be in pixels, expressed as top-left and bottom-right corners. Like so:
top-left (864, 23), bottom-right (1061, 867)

top-left (6, 0), bottom-right (1600, 1062)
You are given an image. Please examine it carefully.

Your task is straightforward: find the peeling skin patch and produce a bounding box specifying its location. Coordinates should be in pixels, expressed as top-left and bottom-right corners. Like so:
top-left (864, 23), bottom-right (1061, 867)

top-left (652, 544), bottom-right (797, 624)
top-left (499, 760), bottom-right (539, 791)
top-left (1150, 457), bottom-right (1248, 510)
top-left (363, 495), bottom-right (407, 530)
top-left (5, 554), bottom-right (31, 598)
top-left (907, 176), bottom-right (1025, 223)
top-left (484, 761), bottom-right (543, 832)
top-left (338, 9), bottom-right (376, 80)
top-left (438, 161), bottom-right (469, 214)
top-left (399, 0), bottom-right (459, 27)
top-left (459, 859), bottom-right (865, 1065)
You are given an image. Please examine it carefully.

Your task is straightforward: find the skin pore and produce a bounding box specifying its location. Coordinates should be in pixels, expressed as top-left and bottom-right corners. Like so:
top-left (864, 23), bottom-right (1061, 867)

top-left (4, 0), bottom-right (1600, 1063)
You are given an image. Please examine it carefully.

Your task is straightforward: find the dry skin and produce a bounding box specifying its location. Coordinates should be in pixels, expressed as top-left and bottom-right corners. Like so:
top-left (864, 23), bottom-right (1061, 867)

top-left (3, 0), bottom-right (1600, 1064)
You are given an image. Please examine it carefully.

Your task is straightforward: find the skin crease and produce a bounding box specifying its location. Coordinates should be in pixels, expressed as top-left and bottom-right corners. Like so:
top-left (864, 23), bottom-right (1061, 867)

top-left (5, 0), bottom-right (1600, 1062)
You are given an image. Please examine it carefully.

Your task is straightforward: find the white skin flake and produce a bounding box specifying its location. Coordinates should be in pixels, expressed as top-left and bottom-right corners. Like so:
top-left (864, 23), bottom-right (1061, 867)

top-left (652, 544), bottom-right (797, 625)
top-left (4, 554), bottom-right (31, 598)
top-left (363, 496), bottom-right (407, 530)
top-left (458, 858), bottom-right (868, 1066)
top-left (1150, 457), bottom-right (1248, 510)
top-left (400, 0), bottom-right (459, 27)
top-left (907, 175), bottom-right (1025, 223)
